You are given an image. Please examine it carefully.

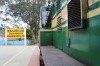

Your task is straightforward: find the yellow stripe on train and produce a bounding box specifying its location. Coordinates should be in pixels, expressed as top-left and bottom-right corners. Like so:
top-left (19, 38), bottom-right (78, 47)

top-left (87, 7), bottom-right (100, 18)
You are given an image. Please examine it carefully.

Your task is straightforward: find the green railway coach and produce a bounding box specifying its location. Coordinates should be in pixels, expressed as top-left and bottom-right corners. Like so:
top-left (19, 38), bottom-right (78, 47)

top-left (39, 0), bottom-right (100, 66)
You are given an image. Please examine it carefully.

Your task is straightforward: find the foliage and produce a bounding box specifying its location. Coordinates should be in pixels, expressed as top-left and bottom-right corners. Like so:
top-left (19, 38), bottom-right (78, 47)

top-left (0, 0), bottom-right (9, 5)
top-left (26, 29), bottom-right (33, 40)
top-left (9, 2), bottom-right (30, 23)
top-left (9, 2), bottom-right (42, 38)
top-left (26, 29), bottom-right (38, 45)
top-left (0, 0), bottom-right (23, 27)
top-left (0, 0), bottom-right (54, 38)
top-left (33, 39), bottom-right (39, 44)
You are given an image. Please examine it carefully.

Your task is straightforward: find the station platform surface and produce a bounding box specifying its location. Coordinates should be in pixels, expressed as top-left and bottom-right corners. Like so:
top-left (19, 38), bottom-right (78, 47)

top-left (0, 46), bottom-right (40, 66)
top-left (40, 46), bottom-right (87, 66)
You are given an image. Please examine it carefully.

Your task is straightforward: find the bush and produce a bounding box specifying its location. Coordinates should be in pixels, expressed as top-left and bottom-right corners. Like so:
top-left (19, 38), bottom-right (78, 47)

top-left (26, 29), bottom-right (33, 40)
top-left (26, 29), bottom-right (39, 45)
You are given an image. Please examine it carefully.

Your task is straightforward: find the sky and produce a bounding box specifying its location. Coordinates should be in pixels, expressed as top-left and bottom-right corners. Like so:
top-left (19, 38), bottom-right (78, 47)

top-left (0, 0), bottom-right (28, 28)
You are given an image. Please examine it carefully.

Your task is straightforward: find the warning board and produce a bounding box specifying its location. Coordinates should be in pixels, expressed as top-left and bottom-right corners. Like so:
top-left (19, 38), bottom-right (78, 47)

top-left (7, 28), bottom-right (24, 38)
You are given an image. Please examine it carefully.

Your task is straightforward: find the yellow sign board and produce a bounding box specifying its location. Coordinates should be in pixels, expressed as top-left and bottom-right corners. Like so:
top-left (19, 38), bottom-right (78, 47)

top-left (7, 28), bottom-right (24, 38)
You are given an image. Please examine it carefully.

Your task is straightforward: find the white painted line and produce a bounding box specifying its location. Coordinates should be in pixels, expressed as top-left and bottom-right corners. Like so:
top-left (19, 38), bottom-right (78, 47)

top-left (2, 47), bottom-right (28, 66)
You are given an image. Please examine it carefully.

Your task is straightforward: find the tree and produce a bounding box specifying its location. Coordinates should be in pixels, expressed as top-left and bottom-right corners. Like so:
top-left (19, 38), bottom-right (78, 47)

top-left (0, 0), bottom-right (24, 28)
top-left (9, 1), bottom-right (43, 39)
top-left (26, 29), bottom-right (33, 40)
top-left (0, 0), bottom-right (9, 5)
top-left (10, 2), bottom-right (31, 24)
top-left (1, 0), bottom-right (53, 39)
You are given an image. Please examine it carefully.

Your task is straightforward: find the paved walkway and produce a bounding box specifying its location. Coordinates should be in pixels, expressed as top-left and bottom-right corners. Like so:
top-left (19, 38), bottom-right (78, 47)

top-left (0, 46), bottom-right (40, 66)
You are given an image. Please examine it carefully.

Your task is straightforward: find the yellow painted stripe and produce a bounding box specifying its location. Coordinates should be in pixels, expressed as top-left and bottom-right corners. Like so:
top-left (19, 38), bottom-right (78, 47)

top-left (61, 1), bottom-right (67, 8)
top-left (53, 23), bottom-right (67, 31)
top-left (62, 23), bottom-right (67, 28)
top-left (88, 0), bottom-right (99, 6)
top-left (52, 17), bottom-right (57, 28)
top-left (53, 1), bottom-right (67, 19)
top-left (53, 28), bottom-right (57, 31)
top-left (87, 7), bottom-right (100, 18)
top-left (61, 6), bottom-right (68, 20)
top-left (53, 12), bottom-right (57, 18)
top-left (52, 5), bottom-right (67, 28)
top-left (40, 29), bottom-right (52, 31)
top-left (39, 23), bottom-right (67, 31)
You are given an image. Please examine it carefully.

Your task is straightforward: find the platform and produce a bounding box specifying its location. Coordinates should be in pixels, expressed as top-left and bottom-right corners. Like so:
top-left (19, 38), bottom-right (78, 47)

top-left (0, 46), bottom-right (40, 66)
top-left (40, 46), bottom-right (86, 66)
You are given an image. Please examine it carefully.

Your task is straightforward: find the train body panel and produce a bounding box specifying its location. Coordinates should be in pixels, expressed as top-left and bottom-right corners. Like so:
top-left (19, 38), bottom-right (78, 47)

top-left (51, 0), bottom-right (68, 51)
top-left (88, 6), bottom-right (100, 65)
top-left (39, 0), bottom-right (100, 66)
top-left (40, 30), bottom-right (53, 46)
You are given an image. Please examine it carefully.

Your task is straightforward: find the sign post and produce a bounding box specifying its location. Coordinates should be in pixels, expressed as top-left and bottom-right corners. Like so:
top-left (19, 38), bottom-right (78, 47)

top-left (24, 28), bottom-right (26, 46)
top-left (7, 28), bottom-right (25, 45)
top-left (5, 28), bottom-right (7, 45)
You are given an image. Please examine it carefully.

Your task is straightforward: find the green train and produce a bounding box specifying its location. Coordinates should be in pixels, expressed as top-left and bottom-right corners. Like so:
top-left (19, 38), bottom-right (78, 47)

top-left (39, 0), bottom-right (100, 66)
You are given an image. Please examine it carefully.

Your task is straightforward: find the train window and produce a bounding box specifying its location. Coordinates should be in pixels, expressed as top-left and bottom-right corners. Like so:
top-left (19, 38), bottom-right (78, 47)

top-left (56, 0), bottom-right (61, 15)
top-left (68, 0), bottom-right (87, 30)
top-left (41, 7), bottom-right (51, 28)
top-left (57, 16), bottom-right (62, 32)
